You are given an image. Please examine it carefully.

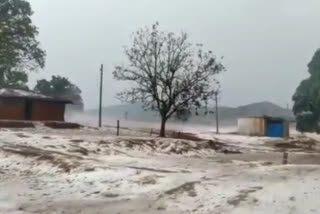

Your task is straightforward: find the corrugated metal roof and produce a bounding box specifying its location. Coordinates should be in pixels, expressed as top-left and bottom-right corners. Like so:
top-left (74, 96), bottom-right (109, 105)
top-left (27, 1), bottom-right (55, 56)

top-left (0, 88), bottom-right (72, 104)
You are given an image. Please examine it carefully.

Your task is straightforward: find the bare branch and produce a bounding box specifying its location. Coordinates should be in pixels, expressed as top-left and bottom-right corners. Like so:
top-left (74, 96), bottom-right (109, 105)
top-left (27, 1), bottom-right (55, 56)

top-left (113, 23), bottom-right (225, 136)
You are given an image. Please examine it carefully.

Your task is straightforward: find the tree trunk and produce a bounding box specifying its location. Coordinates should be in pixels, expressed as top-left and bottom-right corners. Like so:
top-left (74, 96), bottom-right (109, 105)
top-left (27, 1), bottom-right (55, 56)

top-left (160, 118), bottom-right (166, 137)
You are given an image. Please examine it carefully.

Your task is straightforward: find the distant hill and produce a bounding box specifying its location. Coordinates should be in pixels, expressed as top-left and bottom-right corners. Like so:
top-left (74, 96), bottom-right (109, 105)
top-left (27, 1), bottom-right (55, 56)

top-left (236, 101), bottom-right (294, 119)
top-left (86, 101), bottom-right (294, 126)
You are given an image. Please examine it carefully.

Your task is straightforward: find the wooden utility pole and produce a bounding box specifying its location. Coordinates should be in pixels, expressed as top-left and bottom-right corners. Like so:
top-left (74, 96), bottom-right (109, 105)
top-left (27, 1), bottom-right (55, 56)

top-left (117, 120), bottom-right (120, 136)
top-left (98, 64), bottom-right (103, 127)
top-left (215, 92), bottom-right (219, 134)
top-left (283, 152), bottom-right (288, 164)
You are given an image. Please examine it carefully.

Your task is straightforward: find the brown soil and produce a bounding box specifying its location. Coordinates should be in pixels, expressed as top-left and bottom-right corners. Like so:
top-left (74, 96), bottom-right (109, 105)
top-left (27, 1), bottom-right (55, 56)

top-left (227, 186), bottom-right (263, 206)
top-left (44, 121), bottom-right (83, 129)
top-left (164, 181), bottom-right (200, 197)
top-left (267, 136), bottom-right (317, 151)
top-left (0, 120), bottom-right (35, 128)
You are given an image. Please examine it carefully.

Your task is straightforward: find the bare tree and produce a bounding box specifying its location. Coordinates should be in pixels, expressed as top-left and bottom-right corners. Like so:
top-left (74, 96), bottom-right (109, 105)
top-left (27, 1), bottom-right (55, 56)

top-left (113, 23), bottom-right (225, 137)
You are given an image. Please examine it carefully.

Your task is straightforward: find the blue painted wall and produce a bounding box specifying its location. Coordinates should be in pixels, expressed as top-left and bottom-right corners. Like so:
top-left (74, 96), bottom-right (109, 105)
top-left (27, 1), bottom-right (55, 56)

top-left (266, 122), bottom-right (284, 137)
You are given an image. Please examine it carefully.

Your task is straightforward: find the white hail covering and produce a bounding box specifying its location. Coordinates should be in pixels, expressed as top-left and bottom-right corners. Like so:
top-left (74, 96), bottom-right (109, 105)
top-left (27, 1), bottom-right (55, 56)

top-left (0, 125), bottom-right (319, 213)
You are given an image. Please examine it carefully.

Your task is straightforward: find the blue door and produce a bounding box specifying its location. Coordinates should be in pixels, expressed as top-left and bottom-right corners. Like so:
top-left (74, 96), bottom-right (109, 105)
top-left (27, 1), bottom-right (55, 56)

top-left (266, 122), bottom-right (284, 137)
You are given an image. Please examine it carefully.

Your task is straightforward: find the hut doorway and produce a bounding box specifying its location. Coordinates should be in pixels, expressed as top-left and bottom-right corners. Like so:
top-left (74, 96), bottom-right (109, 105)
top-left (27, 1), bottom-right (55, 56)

top-left (25, 100), bottom-right (32, 120)
top-left (266, 119), bottom-right (284, 137)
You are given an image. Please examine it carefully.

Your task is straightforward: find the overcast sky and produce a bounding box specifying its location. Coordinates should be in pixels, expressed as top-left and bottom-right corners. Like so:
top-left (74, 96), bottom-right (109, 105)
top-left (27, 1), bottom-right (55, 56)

top-left (27, 0), bottom-right (320, 109)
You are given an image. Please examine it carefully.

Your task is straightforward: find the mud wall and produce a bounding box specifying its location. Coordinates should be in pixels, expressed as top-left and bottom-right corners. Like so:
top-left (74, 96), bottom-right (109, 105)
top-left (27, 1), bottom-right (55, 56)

top-left (32, 101), bottom-right (65, 121)
top-left (237, 117), bottom-right (266, 136)
top-left (0, 98), bottom-right (25, 120)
